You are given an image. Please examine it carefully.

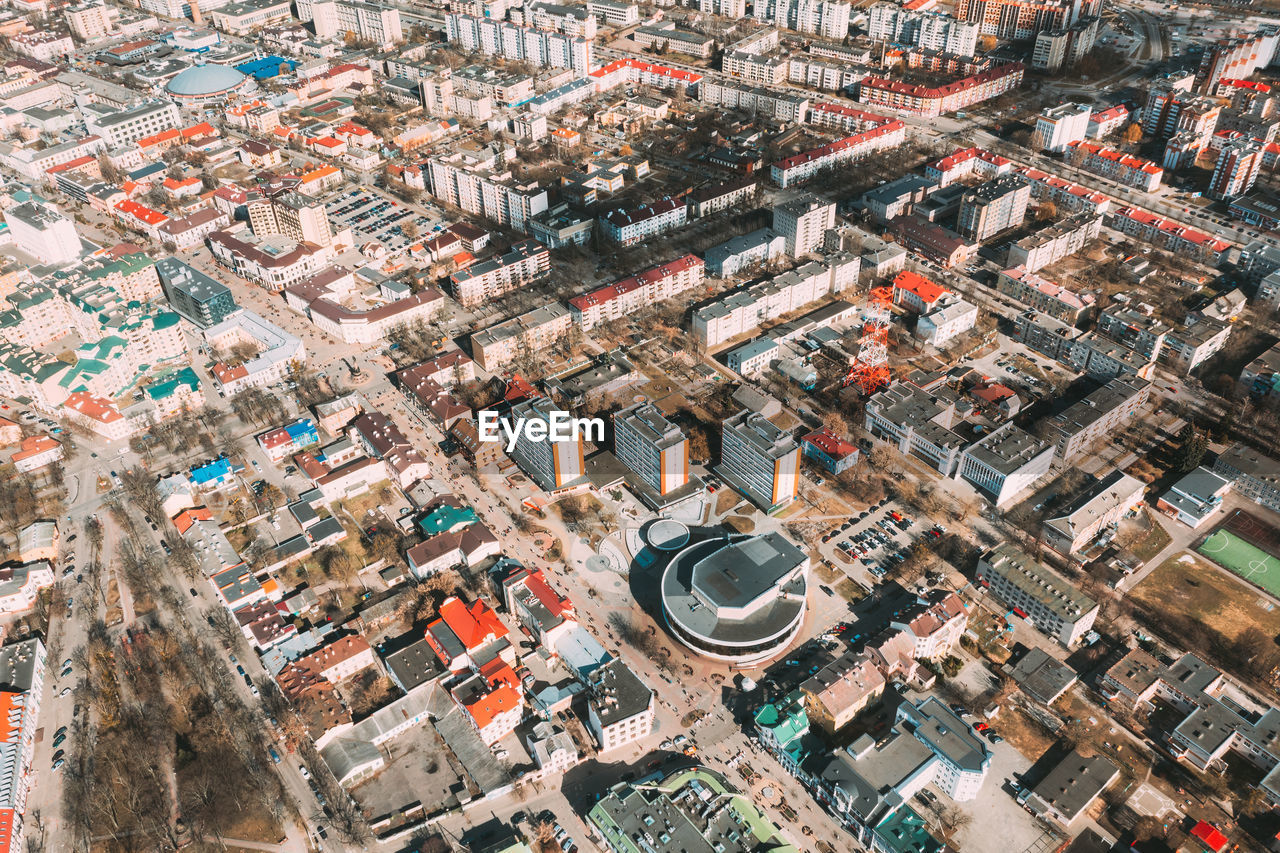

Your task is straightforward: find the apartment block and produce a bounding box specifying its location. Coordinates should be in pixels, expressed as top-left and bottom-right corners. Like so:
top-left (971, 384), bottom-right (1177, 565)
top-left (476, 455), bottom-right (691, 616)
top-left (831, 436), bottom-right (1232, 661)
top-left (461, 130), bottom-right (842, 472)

top-left (84, 99), bottom-right (181, 147)
top-left (448, 240), bottom-right (549, 307)
top-left (1106, 207), bottom-right (1231, 266)
top-left (601, 197), bottom-right (686, 246)
top-left (470, 302), bottom-right (572, 371)
top-left (1066, 141), bottom-right (1163, 191)
top-left (427, 147), bottom-right (549, 232)
top-left (997, 267), bottom-right (1095, 325)
top-left (956, 0), bottom-right (1098, 39)
top-left (612, 401), bottom-right (688, 497)
top-left (773, 195), bottom-right (836, 256)
top-left (857, 63), bottom-right (1023, 117)
top-left (925, 146), bottom-right (1013, 187)
top-left (568, 254), bottom-right (704, 331)
top-left (1043, 469), bottom-right (1146, 557)
top-left (715, 410), bottom-right (800, 512)
top-left (770, 119), bottom-right (906, 188)
top-left (1006, 213), bottom-right (1102, 272)
top-left (1046, 376), bottom-right (1151, 463)
top-left (867, 3), bottom-right (978, 55)
top-left (692, 254), bottom-right (858, 348)
top-left (446, 13), bottom-right (593, 75)
top-left (977, 543), bottom-right (1098, 646)
top-left (957, 175), bottom-right (1030, 241)
top-left (502, 397), bottom-right (587, 491)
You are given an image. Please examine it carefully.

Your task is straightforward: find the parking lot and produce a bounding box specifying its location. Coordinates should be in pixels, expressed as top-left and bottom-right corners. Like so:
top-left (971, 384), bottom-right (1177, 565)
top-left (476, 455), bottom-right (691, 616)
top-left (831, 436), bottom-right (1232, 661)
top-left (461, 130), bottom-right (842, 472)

top-left (323, 188), bottom-right (442, 255)
top-left (818, 500), bottom-right (946, 583)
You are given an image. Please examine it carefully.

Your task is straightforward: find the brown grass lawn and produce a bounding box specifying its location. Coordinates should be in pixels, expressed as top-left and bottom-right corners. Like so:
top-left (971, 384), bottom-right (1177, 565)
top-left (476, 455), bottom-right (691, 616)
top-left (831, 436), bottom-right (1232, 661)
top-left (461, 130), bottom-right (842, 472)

top-left (714, 490), bottom-right (741, 515)
top-left (1131, 553), bottom-right (1280, 644)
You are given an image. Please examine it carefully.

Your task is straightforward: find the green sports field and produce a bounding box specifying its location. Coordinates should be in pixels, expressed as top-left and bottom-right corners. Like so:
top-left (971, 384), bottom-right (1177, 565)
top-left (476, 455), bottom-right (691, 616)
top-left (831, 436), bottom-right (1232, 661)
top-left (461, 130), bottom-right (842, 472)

top-left (1198, 529), bottom-right (1280, 598)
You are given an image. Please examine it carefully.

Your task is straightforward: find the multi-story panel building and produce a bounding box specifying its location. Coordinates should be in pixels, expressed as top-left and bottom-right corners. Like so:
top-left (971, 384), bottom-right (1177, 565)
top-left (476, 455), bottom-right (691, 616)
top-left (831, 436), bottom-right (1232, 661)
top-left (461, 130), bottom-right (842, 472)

top-left (956, 0), bottom-right (1098, 39)
top-left (1209, 136), bottom-right (1263, 201)
top-left (867, 3), bottom-right (978, 55)
top-left (427, 147), bottom-right (549, 232)
top-left (757, 0), bottom-right (850, 38)
top-left (1214, 443), bottom-right (1280, 514)
top-left (1006, 213), bottom-right (1102, 272)
top-left (1106, 207), bottom-right (1231, 266)
top-left (773, 195), bottom-right (836, 256)
top-left (1196, 31), bottom-right (1280, 93)
top-left (997, 267), bottom-right (1095, 325)
top-left (84, 100), bottom-right (181, 148)
top-left (448, 239), bottom-right (550, 307)
top-left (501, 397), bottom-right (587, 491)
top-left (470, 302), bottom-right (571, 371)
top-left (1043, 469), bottom-right (1146, 557)
top-left (586, 0), bottom-right (639, 26)
top-left (699, 79), bottom-right (810, 122)
top-left (957, 175), bottom-right (1030, 241)
top-left (976, 543), bottom-right (1098, 646)
top-left (715, 410), bottom-right (800, 512)
top-left (445, 13), bottom-right (593, 75)
top-left (3, 200), bottom-right (79, 266)
top-left (612, 401), bottom-right (688, 497)
top-left (770, 120), bottom-right (906, 188)
top-left (895, 697), bottom-right (991, 801)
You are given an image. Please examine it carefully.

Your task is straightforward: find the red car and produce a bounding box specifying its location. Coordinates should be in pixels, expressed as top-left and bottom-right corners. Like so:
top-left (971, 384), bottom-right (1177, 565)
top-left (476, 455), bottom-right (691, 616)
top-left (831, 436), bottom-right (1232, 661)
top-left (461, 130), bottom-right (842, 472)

top-left (974, 722), bottom-right (990, 732)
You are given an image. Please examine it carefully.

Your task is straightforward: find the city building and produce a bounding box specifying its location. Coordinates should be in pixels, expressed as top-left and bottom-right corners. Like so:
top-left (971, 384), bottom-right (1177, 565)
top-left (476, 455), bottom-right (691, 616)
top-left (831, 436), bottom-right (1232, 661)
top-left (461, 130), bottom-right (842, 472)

top-left (1042, 469), bottom-right (1146, 557)
top-left (801, 653), bottom-right (885, 733)
top-left (568, 254), bottom-right (704, 331)
top-left (3, 199), bottom-right (80, 266)
top-left (857, 63), bottom-right (1024, 117)
top-left (612, 402), bottom-right (688, 497)
top-left (957, 175), bottom-right (1030, 242)
top-left (249, 191), bottom-right (333, 248)
top-left (756, 0), bottom-right (851, 38)
top-left (957, 422), bottom-right (1054, 508)
top-left (1006, 214), bottom-right (1102, 272)
top-left (1209, 136), bottom-right (1263, 201)
top-left (500, 397), bottom-right (587, 492)
top-left (601, 197), bottom-right (687, 246)
top-left (773, 195), bottom-right (836, 257)
top-left (976, 543), bottom-right (1098, 646)
top-left (427, 147), bottom-right (548, 232)
top-left (715, 411), bottom-right (801, 512)
top-left (448, 240), bottom-right (549, 308)
top-left (800, 428), bottom-right (859, 475)
top-left (867, 3), bottom-right (978, 55)
top-left (0, 637), bottom-right (45, 853)
top-left (1035, 102), bottom-right (1091, 153)
top-left (585, 658), bottom-right (654, 754)
top-left (1065, 141), bottom-right (1163, 191)
top-left (1021, 752), bottom-right (1119, 827)
top-left (470, 302), bottom-right (571, 371)
top-left (660, 532), bottom-right (808, 665)
top-left (1213, 443), bottom-right (1280, 515)
top-left (446, 13), bottom-right (592, 75)
top-left (956, 0), bottom-right (1098, 39)
top-left (1046, 376), bottom-right (1151, 463)
top-left (997, 267), bottom-right (1094, 325)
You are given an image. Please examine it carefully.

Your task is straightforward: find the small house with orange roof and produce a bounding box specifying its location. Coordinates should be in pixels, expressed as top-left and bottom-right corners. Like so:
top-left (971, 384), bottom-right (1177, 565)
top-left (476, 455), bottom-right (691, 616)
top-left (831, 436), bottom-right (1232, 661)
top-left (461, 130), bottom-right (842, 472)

top-left (424, 595), bottom-right (512, 672)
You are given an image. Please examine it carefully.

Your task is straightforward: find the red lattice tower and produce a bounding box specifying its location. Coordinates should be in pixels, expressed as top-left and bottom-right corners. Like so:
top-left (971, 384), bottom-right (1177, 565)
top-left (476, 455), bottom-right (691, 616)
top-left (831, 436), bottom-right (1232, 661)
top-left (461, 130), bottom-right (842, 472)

top-left (843, 286), bottom-right (893, 395)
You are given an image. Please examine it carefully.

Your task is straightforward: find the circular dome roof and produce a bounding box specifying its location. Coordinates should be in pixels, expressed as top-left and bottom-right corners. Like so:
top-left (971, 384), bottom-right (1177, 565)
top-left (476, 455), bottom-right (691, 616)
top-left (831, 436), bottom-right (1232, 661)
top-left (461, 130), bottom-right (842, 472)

top-left (166, 64), bottom-right (246, 97)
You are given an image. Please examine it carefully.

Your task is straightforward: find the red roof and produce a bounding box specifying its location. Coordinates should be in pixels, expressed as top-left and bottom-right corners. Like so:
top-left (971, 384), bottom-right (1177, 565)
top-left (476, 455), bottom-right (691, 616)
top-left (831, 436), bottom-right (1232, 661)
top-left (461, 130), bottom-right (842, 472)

top-left (590, 57), bottom-right (702, 83)
top-left (438, 596), bottom-right (507, 649)
top-left (463, 683), bottom-right (519, 729)
top-left (801, 429), bottom-right (857, 460)
top-left (861, 63), bottom-right (1023, 100)
top-left (1190, 821), bottom-right (1228, 853)
top-left (569, 254), bottom-right (702, 310)
top-left (522, 569), bottom-right (573, 618)
top-left (774, 121), bottom-right (905, 171)
top-left (892, 270), bottom-right (947, 303)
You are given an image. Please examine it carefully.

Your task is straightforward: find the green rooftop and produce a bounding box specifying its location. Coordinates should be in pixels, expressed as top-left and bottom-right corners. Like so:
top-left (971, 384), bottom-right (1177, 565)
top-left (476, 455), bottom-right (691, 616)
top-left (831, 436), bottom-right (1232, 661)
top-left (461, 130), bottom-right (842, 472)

top-left (418, 503), bottom-right (478, 537)
top-left (875, 806), bottom-right (945, 853)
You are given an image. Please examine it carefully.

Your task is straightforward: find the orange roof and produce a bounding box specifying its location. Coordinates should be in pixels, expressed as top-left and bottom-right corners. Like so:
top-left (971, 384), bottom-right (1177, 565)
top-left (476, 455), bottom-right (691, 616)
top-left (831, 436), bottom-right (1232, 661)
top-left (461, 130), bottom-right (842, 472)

top-left (300, 164), bottom-right (339, 182)
top-left (172, 506), bottom-right (213, 534)
top-left (11, 434), bottom-right (59, 462)
top-left (479, 657), bottom-right (519, 689)
top-left (892, 270), bottom-right (947, 303)
top-left (463, 683), bottom-right (519, 729)
top-left (438, 597), bottom-right (508, 648)
top-left (62, 391), bottom-right (123, 422)
top-left (113, 199), bottom-right (168, 226)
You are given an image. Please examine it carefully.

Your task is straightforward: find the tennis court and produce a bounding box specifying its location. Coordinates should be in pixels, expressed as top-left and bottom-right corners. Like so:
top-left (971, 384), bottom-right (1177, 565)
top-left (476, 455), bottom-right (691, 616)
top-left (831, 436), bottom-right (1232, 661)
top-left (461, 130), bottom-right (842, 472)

top-left (1198, 529), bottom-right (1280, 598)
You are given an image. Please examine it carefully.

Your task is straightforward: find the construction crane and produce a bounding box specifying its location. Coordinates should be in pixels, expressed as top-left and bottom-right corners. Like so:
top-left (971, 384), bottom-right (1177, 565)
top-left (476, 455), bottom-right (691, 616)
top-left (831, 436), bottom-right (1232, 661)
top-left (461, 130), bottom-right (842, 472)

top-left (842, 285), bottom-right (893, 396)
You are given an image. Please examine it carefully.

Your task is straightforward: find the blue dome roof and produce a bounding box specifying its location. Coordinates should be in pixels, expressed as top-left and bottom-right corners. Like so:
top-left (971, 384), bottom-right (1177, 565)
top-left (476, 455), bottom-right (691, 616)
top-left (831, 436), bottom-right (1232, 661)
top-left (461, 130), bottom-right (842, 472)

top-left (166, 64), bottom-right (246, 97)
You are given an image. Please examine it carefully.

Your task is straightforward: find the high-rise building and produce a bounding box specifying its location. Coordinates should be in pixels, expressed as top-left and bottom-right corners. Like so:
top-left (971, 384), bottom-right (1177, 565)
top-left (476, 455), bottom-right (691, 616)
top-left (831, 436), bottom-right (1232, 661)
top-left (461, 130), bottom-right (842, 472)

top-left (501, 397), bottom-right (587, 491)
top-left (772, 195), bottom-right (836, 257)
top-left (1034, 102), bottom-right (1091, 153)
top-left (715, 410), bottom-right (800, 512)
top-left (1196, 31), bottom-right (1280, 93)
top-left (3, 200), bottom-right (80, 266)
top-left (1209, 136), bottom-right (1263, 201)
top-left (427, 148), bottom-right (549, 232)
top-left (867, 3), bottom-right (978, 56)
top-left (755, 0), bottom-right (849, 38)
top-left (956, 0), bottom-right (1099, 40)
top-left (613, 402), bottom-right (688, 497)
top-left (957, 175), bottom-right (1029, 242)
top-left (65, 1), bottom-right (117, 41)
top-left (446, 12), bottom-right (593, 75)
